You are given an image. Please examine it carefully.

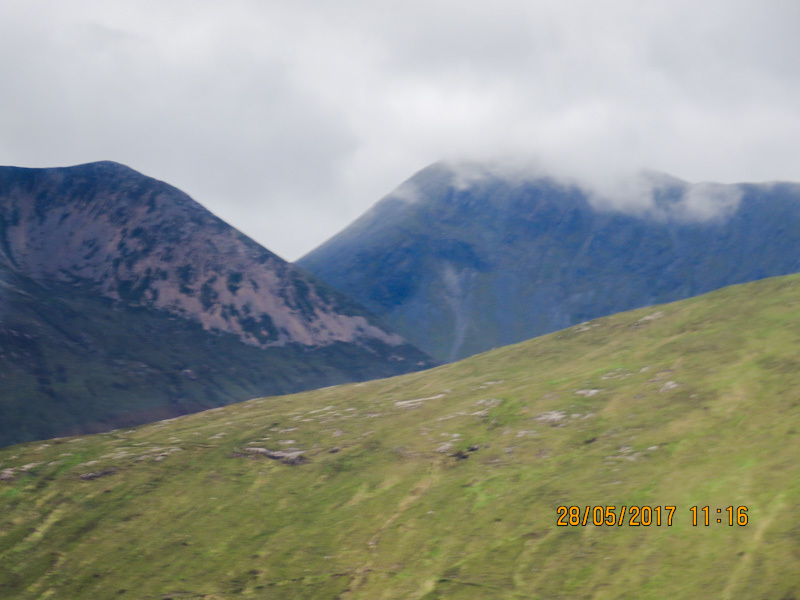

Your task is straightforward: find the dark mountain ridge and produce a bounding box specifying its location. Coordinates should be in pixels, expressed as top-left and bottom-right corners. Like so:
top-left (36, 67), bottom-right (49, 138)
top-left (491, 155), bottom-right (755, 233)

top-left (299, 161), bottom-right (800, 361)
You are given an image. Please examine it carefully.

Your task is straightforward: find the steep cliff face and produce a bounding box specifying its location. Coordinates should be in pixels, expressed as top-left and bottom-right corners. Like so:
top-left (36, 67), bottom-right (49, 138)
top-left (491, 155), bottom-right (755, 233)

top-left (0, 161), bottom-right (402, 348)
top-left (0, 162), bottom-right (434, 447)
top-left (299, 161), bottom-right (800, 361)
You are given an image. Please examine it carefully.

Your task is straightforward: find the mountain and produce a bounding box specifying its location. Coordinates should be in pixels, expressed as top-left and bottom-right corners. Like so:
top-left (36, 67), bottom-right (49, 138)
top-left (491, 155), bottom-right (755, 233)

top-left (2, 273), bottom-right (800, 598)
top-left (0, 162), bottom-right (435, 447)
top-left (298, 161), bottom-right (800, 362)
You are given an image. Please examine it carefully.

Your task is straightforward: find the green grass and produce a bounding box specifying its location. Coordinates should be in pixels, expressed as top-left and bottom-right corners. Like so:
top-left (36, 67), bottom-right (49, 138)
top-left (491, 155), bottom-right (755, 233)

top-left (3, 274), bottom-right (800, 597)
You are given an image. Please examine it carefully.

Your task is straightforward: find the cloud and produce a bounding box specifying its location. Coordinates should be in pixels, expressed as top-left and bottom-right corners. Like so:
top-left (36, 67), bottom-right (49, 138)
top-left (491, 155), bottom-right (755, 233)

top-left (0, 1), bottom-right (798, 258)
top-left (435, 159), bottom-right (744, 223)
top-left (678, 183), bottom-right (744, 221)
top-left (581, 174), bottom-right (744, 223)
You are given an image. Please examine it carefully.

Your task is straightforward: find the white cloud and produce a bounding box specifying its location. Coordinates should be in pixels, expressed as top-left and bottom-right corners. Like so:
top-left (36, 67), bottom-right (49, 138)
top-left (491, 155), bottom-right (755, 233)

top-left (579, 173), bottom-right (744, 222)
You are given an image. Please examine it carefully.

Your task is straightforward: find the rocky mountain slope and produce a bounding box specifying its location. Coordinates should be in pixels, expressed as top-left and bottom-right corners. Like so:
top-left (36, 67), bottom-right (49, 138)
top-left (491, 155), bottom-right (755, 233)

top-left (0, 162), bottom-right (434, 447)
top-left (2, 273), bottom-right (799, 598)
top-left (299, 162), bottom-right (800, 361)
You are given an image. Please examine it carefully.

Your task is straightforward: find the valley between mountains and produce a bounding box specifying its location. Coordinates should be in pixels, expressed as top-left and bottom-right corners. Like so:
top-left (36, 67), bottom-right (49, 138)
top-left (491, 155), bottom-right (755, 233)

top-left (2, 274), bottom-right (799, 599)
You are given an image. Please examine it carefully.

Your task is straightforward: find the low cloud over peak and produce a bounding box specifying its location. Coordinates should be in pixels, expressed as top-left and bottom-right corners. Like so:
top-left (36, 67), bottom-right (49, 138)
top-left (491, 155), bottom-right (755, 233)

top-left (390, 158), bottom-right (745, 224)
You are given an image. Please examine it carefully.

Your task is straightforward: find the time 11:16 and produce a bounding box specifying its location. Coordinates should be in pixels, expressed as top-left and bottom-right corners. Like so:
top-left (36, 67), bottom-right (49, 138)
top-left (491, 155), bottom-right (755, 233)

top-left (690, 506), bottom-right (748, 526)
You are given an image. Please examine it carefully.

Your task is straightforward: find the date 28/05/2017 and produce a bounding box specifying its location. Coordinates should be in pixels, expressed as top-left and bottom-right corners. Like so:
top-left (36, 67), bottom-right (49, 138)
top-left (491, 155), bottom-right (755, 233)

top-left (556, 505), bottom-right (749, 527)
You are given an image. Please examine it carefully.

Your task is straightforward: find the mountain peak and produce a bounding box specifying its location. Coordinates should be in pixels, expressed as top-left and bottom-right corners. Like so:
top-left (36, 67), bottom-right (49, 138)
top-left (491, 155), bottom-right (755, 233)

top-left (300, 160), bottom-right (800, 361)
top-left (0, 162), bottom-right (435, 446)
top-left (0, 163), bottom-right (413, 350)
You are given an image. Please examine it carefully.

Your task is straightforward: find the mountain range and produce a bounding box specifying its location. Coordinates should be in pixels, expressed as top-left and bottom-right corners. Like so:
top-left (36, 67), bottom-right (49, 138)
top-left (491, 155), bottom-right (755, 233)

top-left (0, 162), bottom-right (435, 447)
top-left (3, 158), bottom-right (800, 597)
top-left (299, 161), bottom-right (800, 361)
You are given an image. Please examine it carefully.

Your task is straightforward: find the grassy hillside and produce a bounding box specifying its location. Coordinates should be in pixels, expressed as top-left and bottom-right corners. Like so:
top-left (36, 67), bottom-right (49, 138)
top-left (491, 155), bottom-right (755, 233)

top-left (3, 274), bottom-right (800, 598)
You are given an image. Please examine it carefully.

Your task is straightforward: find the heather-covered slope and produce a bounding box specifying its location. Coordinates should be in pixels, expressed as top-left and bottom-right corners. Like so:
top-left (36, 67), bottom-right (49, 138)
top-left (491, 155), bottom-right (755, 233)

top-left (299, 162), bottom-right (800, 361)
top-left (0, 162), bottom-right (434, 446)
top-left (2, 274), bottom-right (800, 598)
top-left (0, 161), bottom-right (406, 347)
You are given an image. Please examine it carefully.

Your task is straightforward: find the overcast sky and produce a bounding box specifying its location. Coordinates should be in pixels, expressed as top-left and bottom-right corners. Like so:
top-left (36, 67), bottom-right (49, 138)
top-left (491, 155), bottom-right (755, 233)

top-left (1, 1), bottom-right (799, 260)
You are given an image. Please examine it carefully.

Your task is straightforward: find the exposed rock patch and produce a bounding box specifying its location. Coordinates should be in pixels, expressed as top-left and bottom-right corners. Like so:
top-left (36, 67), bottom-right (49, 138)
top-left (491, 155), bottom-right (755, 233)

top-left (660, 381), bottom-right (679, 392)
top-left (633, 311), bottom-right (664, 327)
top-left (537, 411), bottom-right (566, 424)
top-left (244, 447), bottom-right (307, 465)
top-left (394, 394), bottom-right (445, 409)
top-left (79, 468), bottom-right (116, 480)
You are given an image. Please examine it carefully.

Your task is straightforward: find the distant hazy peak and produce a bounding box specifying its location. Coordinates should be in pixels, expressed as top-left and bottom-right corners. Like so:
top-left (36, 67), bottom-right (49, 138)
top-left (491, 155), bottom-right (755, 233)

top-left (299, 158), bottom-right (800, 361)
